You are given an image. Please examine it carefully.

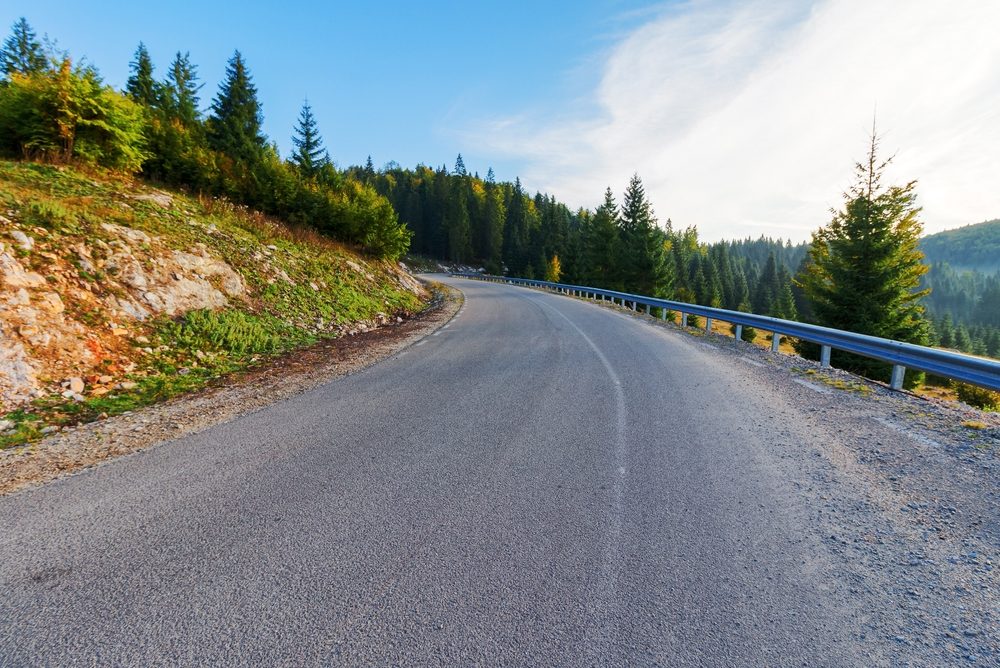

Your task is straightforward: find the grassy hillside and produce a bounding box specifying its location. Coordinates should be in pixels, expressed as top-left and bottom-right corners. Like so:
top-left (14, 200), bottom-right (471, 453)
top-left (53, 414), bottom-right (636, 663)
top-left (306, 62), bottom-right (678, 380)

top-left (0, 161), bottom-right (427, 447)
top-left (921, 219), bottom-right (1000, 273)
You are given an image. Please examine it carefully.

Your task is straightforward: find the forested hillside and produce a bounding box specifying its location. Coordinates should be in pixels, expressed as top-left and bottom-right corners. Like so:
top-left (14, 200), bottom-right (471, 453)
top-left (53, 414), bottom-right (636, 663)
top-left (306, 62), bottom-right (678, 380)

top-left (920, 219), bottom-right (1000, 273)
top-left (0, 19), bottom-right (410, 259)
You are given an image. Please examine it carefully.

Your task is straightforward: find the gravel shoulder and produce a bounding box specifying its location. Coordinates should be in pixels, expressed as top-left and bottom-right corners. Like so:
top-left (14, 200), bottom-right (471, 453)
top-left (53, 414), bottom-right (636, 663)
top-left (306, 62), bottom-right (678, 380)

top-left (0, 280), bottom-right (462, 497)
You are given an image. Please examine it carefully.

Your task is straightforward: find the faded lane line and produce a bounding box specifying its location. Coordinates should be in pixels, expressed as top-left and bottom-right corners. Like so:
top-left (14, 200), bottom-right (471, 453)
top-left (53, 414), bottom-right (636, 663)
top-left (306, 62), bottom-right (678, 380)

top-left (739, 357), bottom-right (765, 368)
top-left (793, 378), bottom-right (833, 395)
top-left (873, 416), bottom-right (943, 451)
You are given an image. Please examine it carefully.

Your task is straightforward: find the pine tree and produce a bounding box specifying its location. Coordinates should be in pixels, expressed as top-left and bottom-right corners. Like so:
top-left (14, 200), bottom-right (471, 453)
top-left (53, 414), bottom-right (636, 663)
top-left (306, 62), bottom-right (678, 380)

top-left (1, 17), bottom-right (47, 79)
top-left (797, 129), bottom-right (931, 387)
top-left (617, 174), bottom-right (668, 296)
top-left (453, 153), bottom-right (467, 177)
top-left (207, 50), bottom-right (265, 163)
top-left (290, 99), bottom-right (329, 178)
top-left (485, 167), bottom-right (495, 184)
top-left (125, 42), bottom-right (158, 107)
top-left (582, 187), bottom-right (620, 289)
top-left (163, 51), bottom-right (200, 125)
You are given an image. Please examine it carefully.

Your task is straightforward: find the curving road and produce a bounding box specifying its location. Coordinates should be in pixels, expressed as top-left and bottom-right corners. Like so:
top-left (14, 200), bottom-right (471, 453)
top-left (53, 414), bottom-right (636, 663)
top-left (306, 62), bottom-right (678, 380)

top-left (0, 276), bottom-right (922, 665)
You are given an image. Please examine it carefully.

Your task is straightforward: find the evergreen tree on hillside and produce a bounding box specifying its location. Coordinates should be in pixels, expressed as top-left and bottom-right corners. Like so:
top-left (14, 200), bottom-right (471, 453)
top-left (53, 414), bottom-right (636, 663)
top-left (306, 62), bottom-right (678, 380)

top-left (163, 51), bottom-right (200, 125)
top-left (797, 130), bottom-right (930, 387)
top-left (1, 18), bottom-right (47, 79)
top-left (290, 99), bottom-right (329, 178)
top-left (207, 50), bottom-right (265, 163)
top-left (453, 153), bottom-right (467, 176)
top-left (125, 42), bottom-right (158, 107)
top-left (617, 174), bottom-right (668, 297)
top-left (581, 187), bottom-right (620, 289)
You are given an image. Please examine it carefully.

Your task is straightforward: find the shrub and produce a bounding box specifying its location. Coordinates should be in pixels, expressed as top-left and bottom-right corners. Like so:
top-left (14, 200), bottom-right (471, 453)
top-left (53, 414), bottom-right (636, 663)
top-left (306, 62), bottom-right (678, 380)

top-left (953, 382), bottom-right (1000, 411)
top-left (0, 60), bottom-right (147, 172)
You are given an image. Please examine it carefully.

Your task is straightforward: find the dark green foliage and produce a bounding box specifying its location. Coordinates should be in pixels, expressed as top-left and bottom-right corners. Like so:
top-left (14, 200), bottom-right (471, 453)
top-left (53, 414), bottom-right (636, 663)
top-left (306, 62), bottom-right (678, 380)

top-left (617, 174), bottom-right (669, 298)
top-left (125, 42), bottom-right (158, 107)
top-left (1, 18), bottom-right (47, 79)
top-left (921, 219), bottom-right (1000, 274)
top-left (290, 100), bottom-right (329, 178)
top-left (0, 29), bottom-right (410, 259)
top-left (163, 51), bottom-right (201, 125)
top-left (952, 382), bottom-right (1000, 411)
top-left (208, 51), bottom-right (265, 164)
top-left (796, 132), bottom-right (931, 387)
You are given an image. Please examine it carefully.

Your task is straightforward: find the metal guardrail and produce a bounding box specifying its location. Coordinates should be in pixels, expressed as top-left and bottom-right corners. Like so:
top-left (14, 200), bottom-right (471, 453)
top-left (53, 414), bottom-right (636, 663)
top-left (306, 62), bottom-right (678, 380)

top-left (453, 272), bottom-right (1000, 392)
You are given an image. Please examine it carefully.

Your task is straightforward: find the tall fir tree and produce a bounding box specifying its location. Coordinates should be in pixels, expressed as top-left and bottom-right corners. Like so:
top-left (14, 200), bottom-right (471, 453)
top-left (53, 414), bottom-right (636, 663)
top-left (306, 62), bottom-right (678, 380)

top-left (0, 17), bottom-right (47, 79)
top-left (207, 50), bottom-right (266, 163)
top-left (617, 174), bottom-right (668, 297)
top-left (453, 153), bottom-right (467, 177)
top-left (290, 99), bottom-right (329, 178)
top-left (125, 42), bottom-right (158, 107)
top-left (582, 187), bottom-right (620, 288)
top-left (163, 51), bottom-right (200, 124)
top-left (797, 130), bottom-right (930, 387)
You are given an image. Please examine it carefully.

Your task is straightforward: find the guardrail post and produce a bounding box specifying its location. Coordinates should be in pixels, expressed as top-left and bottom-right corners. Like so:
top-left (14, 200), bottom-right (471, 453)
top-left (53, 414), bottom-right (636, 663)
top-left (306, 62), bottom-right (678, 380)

top-left (681, 313), bottom-right (687, 328)
top-left (631, 301), bottom-right (637, 312)
top-left (820, 345), bottom-right (831, 368)
top-left (705, 317), bottom-right (712, 332)
top-left (771, 333), bottom-right (781, 352)
top-left (661, 309), bottom-right (666, 320)
top-left (735, 324), bottom-right (742, 340)
top-left (890, 365), bottom-right (905, 390)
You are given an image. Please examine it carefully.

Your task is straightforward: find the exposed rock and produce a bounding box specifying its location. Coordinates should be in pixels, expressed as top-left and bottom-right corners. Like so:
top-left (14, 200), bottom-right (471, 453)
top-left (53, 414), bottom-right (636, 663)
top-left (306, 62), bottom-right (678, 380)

top-left (0, 339), bottom-right (39, 409)
top-left (0, 249), bottom-right (46, 288)
top-left (68, 377), bottom-right (85, 394)
top-left (10, 230), bottom-right (33, 252)
top-left (35, 292), bottom-right (64, 314)
top-left (130, 191), bottom-right (173, 208)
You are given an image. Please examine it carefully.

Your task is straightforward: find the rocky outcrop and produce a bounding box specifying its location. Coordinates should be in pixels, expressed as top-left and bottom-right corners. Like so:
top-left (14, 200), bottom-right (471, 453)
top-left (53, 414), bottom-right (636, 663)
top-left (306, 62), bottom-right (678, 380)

top-left (0, 219), bottom-right (247, 413)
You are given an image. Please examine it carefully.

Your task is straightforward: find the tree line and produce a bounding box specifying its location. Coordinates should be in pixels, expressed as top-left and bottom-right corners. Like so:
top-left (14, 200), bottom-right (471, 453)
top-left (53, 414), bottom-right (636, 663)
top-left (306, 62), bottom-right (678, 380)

top-left (1, 18), bottom-right (994, 380)
top-left (0, 17), bottom-right (410, 258)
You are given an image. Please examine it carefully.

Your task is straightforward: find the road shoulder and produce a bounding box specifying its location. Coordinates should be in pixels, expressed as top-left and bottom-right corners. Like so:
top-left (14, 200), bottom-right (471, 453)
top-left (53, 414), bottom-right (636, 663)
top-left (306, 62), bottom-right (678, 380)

top-left (0, 280), bottom-right (463, 496)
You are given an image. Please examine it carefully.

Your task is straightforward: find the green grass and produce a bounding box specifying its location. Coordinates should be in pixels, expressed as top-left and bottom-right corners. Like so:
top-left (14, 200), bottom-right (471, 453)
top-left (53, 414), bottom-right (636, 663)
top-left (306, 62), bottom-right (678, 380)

top-left (0, 159), bottom-right (428, 449)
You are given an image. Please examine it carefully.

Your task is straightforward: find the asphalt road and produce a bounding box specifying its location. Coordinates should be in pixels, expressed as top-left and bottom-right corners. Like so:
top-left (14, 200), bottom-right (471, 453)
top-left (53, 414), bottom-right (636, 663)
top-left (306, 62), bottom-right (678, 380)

top-left (0, 276), bottom-right (908, 666)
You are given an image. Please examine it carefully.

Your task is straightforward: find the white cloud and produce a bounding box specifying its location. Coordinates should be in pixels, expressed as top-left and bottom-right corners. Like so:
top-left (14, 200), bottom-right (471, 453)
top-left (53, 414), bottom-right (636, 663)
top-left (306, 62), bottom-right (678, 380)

top-left (465, 0), bottom-right (1000, 241)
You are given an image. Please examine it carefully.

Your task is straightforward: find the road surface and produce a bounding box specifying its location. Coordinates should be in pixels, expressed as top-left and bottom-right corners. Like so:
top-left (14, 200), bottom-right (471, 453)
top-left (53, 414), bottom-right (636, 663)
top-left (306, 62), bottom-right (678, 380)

top-left (0, 276), bottom-right (940, 665)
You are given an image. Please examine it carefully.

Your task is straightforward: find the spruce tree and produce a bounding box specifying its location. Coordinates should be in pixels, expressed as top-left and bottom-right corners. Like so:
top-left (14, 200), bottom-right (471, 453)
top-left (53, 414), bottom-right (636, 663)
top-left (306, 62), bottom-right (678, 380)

top-left (126, 42), bottom-right (158, 106)
top-left (453, 153), bottom-right (467, 176)
top-left (1, 17), bottom-right (47, 79)
top-left (582, 187), bottom-right (620, 289)
top-left (163, 51), bottom-right (200, 124)
top-left (797, 130), bottom-right (931, 387)
top-left (207, 50), bottom-right (266, 163)
top-left (290, 99), bottom-right (329, 178)
top-left (618, 174), bottom-right (668, 297)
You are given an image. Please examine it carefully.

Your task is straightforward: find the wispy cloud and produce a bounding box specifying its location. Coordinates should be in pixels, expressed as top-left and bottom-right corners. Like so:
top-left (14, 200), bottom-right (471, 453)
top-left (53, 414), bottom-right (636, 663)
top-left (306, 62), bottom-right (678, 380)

top-left (464, 0), bottom-right (1000, 241)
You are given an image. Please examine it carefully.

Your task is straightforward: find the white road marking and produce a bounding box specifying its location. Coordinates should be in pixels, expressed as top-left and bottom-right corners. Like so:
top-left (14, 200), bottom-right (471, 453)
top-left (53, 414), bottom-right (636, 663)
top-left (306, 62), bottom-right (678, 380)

top-left (874, 416), bottom-right (943, 451)
top-left (416, 340), bottom-right (426, 346)
top-left (739, 358), bottom-right (765, 368)
top-left (793, 378), bottom-right (833, 395)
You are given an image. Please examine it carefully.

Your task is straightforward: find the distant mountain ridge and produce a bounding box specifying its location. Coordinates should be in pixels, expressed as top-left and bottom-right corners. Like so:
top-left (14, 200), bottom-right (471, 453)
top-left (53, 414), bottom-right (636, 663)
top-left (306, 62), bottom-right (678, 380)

top-left (920, 219), bottom-right (1000, 274)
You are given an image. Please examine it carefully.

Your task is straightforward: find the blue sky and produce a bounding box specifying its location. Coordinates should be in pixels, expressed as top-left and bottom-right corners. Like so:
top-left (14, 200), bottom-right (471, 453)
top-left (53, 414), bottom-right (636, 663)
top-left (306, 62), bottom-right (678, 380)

top-left (8, 1), bottom-right (655, 180)
top-left (6, 1), bottom-right (1000, 240)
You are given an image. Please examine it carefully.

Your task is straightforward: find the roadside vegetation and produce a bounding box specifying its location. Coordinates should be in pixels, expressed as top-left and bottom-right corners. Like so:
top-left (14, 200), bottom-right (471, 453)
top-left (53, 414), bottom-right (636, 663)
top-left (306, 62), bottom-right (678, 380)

top-left (0, 160), bottom-right (425, 449)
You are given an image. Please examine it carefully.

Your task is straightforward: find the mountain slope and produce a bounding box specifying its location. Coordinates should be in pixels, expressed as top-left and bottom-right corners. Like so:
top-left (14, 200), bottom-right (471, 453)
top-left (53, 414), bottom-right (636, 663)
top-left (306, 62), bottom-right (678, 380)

top-left (0, 161), bottom-right (427, 446)
top-left (920, 219), bottom-right (1000, 273)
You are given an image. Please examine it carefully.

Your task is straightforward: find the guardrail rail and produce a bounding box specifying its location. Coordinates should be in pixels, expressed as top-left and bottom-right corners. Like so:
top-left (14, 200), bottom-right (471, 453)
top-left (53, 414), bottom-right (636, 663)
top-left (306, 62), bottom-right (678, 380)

top-left (452, 272), bottom-right (1000, 392)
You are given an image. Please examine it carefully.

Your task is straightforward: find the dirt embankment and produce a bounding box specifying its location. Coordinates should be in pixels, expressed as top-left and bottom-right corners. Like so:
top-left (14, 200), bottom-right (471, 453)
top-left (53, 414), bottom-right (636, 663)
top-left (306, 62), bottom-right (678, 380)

top-left (0, 161), bottom-right (427, 446)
